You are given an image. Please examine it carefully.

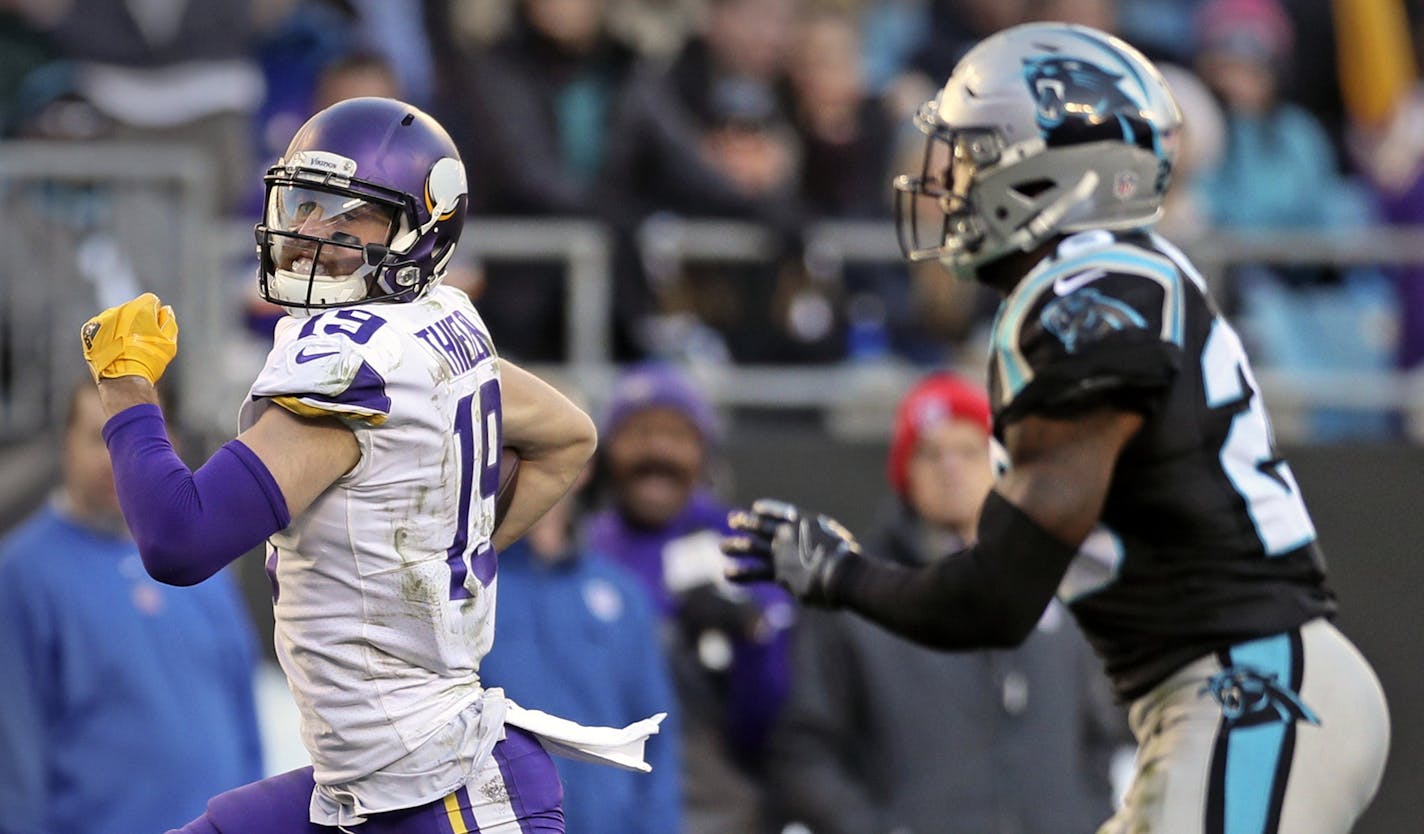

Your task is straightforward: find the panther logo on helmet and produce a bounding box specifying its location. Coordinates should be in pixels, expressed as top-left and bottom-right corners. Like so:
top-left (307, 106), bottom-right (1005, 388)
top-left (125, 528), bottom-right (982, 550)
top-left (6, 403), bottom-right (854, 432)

top-left (1022, 56), bottom-right (1157, 153)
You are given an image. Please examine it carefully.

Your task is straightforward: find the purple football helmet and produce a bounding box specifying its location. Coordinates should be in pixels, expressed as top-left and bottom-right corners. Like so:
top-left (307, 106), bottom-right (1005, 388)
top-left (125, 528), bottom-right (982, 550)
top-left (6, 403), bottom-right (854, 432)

top-left (255, 97), bottom-right (468, 313)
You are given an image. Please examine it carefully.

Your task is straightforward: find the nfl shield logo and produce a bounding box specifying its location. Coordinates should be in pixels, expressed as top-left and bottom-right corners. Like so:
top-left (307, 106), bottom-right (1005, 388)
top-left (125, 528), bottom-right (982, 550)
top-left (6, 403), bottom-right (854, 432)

top-left (1113, 171), bottom-right (1139, 201)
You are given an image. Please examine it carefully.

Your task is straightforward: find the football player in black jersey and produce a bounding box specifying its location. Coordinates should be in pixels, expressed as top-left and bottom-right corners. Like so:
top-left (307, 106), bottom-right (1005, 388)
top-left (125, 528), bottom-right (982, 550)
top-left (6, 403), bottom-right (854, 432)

top-left (723, 23), bottom-right (1388, 834)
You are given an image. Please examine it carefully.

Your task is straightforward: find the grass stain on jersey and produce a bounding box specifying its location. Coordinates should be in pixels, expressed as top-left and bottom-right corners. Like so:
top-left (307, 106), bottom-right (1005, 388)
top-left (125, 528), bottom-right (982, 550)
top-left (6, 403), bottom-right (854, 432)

top-left (400, 567), bottom-right (446, 606)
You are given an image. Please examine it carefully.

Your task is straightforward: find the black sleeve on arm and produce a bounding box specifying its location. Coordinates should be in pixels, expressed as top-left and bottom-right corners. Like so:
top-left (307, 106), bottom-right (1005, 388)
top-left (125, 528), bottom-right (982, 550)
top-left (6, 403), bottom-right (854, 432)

top-left (828, 491), bottom-right (1079, 650)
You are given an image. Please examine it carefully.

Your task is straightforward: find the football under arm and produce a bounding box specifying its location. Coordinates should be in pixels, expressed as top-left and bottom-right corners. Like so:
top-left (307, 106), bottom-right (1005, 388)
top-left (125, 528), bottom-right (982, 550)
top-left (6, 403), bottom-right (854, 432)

top-left (97, 377), bottom-right (357, 586)
top-left (831, 409), bottom-right (1143, 649)
top-left (491, 360), bottom-right (597, 551)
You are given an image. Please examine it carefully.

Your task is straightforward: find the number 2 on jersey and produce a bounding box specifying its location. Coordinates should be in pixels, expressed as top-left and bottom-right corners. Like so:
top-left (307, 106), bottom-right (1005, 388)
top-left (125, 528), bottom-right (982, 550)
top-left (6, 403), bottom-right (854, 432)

top-left (445, 377), bottom-right (503, 599)
top-left (1202, 320), bottom-right (1315, 555)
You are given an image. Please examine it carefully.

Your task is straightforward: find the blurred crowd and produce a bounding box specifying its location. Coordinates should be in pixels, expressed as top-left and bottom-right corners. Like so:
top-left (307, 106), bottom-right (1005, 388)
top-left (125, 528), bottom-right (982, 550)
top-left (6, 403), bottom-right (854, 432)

top-left (2, 0), bottom-right (1423, 388)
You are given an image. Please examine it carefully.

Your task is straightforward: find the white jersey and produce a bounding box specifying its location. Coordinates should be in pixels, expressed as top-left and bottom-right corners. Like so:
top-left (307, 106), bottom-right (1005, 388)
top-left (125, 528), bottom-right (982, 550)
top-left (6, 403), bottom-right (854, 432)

top-left (239, 286), bottom-right (505, 790)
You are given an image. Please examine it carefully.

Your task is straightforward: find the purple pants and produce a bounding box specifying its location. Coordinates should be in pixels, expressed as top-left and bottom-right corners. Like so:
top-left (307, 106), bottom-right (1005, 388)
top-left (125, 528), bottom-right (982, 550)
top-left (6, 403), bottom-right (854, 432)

top-left (168, 726), bottom-right (564, 833)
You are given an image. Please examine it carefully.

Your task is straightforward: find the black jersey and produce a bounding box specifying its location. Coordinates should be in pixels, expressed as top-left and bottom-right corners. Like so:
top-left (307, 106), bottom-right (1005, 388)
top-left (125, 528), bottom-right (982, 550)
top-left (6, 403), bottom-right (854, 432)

top-left (987, 230), bottom-right (1335, 700)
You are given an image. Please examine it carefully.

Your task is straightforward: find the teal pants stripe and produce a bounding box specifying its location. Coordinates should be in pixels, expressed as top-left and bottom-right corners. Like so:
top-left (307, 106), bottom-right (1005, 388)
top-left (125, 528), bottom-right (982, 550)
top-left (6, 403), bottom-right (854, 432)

top-left (1204, 631), bottom-right (1304, 834)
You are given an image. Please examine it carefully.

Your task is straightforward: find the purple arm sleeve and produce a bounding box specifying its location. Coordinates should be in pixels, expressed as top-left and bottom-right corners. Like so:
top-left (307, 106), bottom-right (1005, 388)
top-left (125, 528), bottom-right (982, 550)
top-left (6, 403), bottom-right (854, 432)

top-left (102, 404), bottom-right (291, 586)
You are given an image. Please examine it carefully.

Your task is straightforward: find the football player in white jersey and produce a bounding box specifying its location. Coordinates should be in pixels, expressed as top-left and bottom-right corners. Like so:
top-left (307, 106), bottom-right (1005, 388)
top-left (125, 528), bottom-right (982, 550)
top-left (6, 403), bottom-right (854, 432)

top-left (81, 97), bottom-right (660, 834)
top-left (724, 24), bottom-right (1388, 834)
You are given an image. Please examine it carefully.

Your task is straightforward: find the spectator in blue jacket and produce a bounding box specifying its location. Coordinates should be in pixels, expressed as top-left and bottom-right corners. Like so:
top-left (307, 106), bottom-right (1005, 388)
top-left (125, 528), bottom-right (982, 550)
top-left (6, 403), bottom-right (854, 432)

top-left (1193, 0), bottom-right (1360, 240)
top-left (480, 469), bottom-right (681, 834)
top-left (0, 383), bottom-right (263, 834)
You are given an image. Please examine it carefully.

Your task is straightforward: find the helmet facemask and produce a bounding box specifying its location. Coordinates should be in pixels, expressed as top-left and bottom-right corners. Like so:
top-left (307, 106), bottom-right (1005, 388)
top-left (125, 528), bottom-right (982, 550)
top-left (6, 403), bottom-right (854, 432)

top-left (894, 99), bottom-right (1102, 281)
top-left (255, 153), bottom-right (460, 316)
top-left (252, 99), bottom-right (470, 316)
top-left (256, 179), bottom-right (414, 314)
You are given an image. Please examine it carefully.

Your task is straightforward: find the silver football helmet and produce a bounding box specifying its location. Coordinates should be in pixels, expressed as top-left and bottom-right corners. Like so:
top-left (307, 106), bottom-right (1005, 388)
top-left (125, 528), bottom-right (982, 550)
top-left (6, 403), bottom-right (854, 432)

top-left (894, 23), bottom-right (1182, 278)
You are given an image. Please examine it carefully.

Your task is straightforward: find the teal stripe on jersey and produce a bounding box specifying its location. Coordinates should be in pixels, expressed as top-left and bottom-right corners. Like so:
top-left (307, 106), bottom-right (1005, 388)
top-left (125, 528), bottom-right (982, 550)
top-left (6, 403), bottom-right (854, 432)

top-left (1067, 249), bottom-right (1184, 346)
top-left (988, 303), bottom-right (1028, 401)
top-left (992, 242), bottom-right (1184, 400)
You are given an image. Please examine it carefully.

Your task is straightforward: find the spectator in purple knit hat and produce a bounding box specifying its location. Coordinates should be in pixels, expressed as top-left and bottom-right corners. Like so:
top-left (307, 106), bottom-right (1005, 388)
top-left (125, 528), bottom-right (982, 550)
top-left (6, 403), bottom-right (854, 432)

top-left (584, 363), bottom-right (792, 834)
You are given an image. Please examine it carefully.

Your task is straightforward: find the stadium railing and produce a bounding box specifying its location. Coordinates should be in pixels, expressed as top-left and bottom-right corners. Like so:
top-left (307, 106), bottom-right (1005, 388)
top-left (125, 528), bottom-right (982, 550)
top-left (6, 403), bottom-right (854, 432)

top-left (5, 140), bottom-right (1424, 446)
top-left (0, 141), bottom-right (224, 440)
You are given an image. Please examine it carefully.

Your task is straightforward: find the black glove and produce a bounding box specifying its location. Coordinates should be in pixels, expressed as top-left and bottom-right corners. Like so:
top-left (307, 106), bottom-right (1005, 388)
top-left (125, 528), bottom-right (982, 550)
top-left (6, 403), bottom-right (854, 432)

top-left (721, 499), bottom-right (862, 606)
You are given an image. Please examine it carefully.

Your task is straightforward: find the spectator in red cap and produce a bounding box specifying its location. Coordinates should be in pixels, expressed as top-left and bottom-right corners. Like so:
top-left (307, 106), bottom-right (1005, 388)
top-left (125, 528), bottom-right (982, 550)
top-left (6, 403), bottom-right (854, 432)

top-left (765, 372), bottom-right (1127, 834)
top-left (886, 372), bottom-right (994, 548)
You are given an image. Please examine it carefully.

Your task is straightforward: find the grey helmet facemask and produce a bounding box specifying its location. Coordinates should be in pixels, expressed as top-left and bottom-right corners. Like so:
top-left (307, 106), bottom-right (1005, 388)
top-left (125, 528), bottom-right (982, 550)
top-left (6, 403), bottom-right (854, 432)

top-left (894, 23), bottom-right (1182, 280)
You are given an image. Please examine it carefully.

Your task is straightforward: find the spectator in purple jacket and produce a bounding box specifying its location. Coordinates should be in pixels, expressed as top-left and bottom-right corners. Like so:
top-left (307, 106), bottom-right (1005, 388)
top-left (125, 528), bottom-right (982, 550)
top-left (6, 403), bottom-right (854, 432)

top-left (583, 363), bottom-right (793, 834)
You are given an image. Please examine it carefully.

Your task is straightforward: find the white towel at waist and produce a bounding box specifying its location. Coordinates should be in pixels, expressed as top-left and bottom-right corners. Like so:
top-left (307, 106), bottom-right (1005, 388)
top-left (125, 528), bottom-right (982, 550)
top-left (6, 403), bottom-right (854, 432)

top-left (308, 688), bottom-right (664, 826)
top-left (500, 693), bottom-right (667, 773)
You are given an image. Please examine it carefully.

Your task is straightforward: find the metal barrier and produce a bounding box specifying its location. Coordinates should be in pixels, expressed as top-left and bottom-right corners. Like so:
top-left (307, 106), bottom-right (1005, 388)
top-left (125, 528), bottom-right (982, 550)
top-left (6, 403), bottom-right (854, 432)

top-left (0, 141), bottom-right (228, 438)
top-left (6, 139), bottom-right (1424, 443)
top-left (463, 219), bottom-right (613, 366)
top-left (635, 218), bottom-right (1424, 429)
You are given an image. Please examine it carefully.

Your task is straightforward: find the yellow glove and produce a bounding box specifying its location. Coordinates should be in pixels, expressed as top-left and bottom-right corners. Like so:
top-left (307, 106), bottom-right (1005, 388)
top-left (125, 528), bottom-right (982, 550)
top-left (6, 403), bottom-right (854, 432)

top-left (80, 292), bottom-right (179, 384)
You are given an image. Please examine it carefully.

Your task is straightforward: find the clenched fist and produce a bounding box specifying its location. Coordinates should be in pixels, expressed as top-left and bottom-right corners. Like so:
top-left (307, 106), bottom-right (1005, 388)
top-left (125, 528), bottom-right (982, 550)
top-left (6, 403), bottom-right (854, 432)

top-left (81, 292), bottom-right (179, 384)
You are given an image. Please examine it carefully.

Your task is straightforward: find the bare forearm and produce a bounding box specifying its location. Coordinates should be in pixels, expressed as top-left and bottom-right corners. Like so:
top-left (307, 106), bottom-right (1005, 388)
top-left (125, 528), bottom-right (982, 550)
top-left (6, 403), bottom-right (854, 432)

top-left (997, 409), bottom-right (1142, 546)
top-left (95, 376), bottom-right (160, 418)
top-left (491, 442), bottom-right (592, 550)
top-left (996, 462), bottom-right (1106, 549)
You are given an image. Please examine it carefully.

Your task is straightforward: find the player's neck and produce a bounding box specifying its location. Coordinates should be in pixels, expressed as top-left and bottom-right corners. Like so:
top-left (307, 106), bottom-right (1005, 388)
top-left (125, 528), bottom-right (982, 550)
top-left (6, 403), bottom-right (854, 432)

top-left (978, 239), bottom-right (1061, 296)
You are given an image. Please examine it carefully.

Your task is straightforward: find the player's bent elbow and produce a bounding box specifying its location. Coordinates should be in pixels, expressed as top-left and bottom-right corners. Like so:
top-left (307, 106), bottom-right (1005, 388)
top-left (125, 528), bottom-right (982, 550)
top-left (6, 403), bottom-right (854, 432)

top-left (569, 409), bottom-right (597, 462)
top-left (136, 536), bottom-right (227, 587)
top-left (551, 410), bottom-right (597, 480)
top-left (966, 587), bottom-right (1045, 649)
top-left (573, 433), bottom-right (597, 473)
top-left (140, 553), bottom-right (210, 587)
top-left (982, 583), bottom-right (1054, 647)
top-left (988, 614), bottom-right (1038, 648)
top-left (903, 597), bottom-right (1036, 651)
